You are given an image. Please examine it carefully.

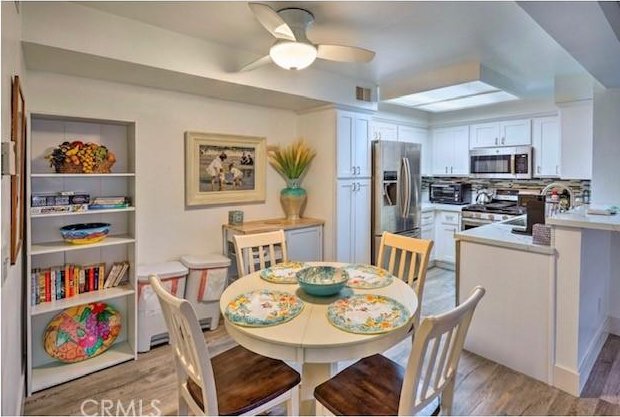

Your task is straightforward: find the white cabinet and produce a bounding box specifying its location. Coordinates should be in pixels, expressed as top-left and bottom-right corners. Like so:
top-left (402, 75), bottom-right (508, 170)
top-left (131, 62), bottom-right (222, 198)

top-left (559, 100), bottom-right (593, 180)
top-left (431, 126), bottom-right (469, 176)
top-left (370, 121), bottom-right (398, 141)
top-left (420, 210), bottom-right (435, 261)
top-left (532, 116), bottom-right (561, 177)
top-left (470, 119), bottom-right (531, 148)
top-left (434, 210), bottom-right (460, 264)
top-left (398, 125), bottom-right (432, 176)
top-left (336, 179), bottom-right (371, 264)
top-left (286, 226), bottom-right (323, 262)
top-left (337, 111), bottom-right (371, 178)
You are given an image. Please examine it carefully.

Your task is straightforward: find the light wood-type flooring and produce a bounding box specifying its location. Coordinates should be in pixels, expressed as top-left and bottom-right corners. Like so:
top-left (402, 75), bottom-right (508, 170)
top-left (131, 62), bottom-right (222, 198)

top-left (24, 268), bottom-right (620, 416)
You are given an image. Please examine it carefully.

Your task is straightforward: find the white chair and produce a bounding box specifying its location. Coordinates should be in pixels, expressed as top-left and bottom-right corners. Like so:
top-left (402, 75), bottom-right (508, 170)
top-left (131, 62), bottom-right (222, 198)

top-left (314, 286), bottom-right (485, 416)
top-left (233, 229), bottom-right (288, 276)
top-left (376, 231), bottom-right (434, 326)
top-left (149, 275), bottom-right (300, 416)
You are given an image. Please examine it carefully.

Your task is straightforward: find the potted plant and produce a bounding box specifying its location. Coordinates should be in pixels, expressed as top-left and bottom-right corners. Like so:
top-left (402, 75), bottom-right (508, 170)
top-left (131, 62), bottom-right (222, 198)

top-left (268, 139), bottom-right (316, 221)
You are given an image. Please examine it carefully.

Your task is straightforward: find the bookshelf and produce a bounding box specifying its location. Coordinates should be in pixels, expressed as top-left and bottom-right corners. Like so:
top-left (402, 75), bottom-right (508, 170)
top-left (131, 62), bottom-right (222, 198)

top-left (26, 114), bottom-right (138, 395)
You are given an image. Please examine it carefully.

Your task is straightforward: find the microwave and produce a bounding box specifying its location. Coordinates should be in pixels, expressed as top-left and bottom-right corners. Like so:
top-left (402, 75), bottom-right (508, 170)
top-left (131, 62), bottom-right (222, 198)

top-left (470, 146), bottom-right (532, 179)
top-left (429, 183), bottom-right (472, 205)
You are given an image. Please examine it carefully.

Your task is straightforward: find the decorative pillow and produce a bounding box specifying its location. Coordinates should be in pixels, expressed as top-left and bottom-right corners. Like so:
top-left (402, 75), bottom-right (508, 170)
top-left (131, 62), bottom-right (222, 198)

top-left (44, 302), bottom-right (122, 363)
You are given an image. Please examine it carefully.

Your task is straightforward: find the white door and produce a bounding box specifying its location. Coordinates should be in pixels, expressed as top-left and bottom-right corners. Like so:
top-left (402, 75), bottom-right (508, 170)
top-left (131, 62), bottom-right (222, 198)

top-left (431, 128), bottom-right (453, 175)
top-left (437, 225), bottom-right (458, 263)
top-left (353, 179), bottom-right (371, 264)
top-left (450, 126), bottom-right (470, 175)
top-left (286, 227), bottom-right (323, 261)
top-left (355, 114), bottom-right (372, 178)
top-left (532, 116), bottom-right (560, 177)
top-left (470, 122), bottom-right (500, 148)
top-left (500, 119), bottom-right (531, 146)
top-left (337, 112), bottom-right (355, 178)
top-left (336, 180), bottom-right (354, 262)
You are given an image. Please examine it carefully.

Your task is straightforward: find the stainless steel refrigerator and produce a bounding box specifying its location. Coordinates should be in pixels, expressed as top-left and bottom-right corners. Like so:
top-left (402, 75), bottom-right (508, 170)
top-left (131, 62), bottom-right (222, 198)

top-left (371, 140), bottom-right (421, 261)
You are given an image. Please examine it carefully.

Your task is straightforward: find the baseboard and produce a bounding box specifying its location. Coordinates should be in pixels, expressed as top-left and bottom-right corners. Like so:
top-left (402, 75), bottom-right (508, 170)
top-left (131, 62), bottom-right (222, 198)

top-left (608, 315), bottom-right (620, 336)
top-left (16, 366), bottom-right (25, 416)
top-left (434, 260), bottom-right (455, 271)
top-left (553, 364), bottom-right (580, 396)
top-left (578, 318), bottom-right (609, 392)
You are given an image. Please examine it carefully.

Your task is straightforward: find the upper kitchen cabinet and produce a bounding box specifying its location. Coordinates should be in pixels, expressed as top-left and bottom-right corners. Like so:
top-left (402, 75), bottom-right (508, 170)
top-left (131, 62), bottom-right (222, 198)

top-left (397, 125), bottom-right (432, 176)
top-left (532, 116), bottom-right (561, 177)
top-left (559, 100), bottom-right (593, 180)
top-left (469, 119), bottom-right (531, 148)
top-left (370, 121), bottom-right (398, 141)
top-left (431, 126), bottom-right (469, 176)
top-left (336, 111), bottom-right (371, 178)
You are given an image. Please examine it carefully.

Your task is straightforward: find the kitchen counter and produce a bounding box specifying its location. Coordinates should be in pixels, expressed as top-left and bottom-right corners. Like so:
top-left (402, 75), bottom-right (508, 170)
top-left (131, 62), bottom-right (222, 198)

top-left (455, 216), bottom-right (555, 255)
top-left (547, 206), bottom-right (620, 232)
top-left (421, 203), bottom-right (467, 212)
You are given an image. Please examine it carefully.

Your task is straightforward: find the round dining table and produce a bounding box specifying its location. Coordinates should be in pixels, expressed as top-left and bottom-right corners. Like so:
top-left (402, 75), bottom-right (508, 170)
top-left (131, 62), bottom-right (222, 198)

top-left (219, 261), bottom-right (419, 415)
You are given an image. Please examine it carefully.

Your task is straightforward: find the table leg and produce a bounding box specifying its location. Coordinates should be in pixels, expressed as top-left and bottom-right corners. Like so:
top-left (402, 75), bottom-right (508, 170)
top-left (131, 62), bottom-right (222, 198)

top-left (300, 362), bottom-right (338, 416)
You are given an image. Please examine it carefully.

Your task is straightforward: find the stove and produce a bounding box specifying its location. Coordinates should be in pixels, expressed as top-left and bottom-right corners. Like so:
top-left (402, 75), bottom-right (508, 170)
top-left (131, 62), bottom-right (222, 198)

top-left (461, 189), bottom-right (525, 230)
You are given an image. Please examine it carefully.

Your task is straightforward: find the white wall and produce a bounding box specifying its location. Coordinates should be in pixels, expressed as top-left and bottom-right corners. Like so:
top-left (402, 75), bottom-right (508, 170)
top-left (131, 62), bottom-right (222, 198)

top-left (591, 88), bottom-right (620, 205)
top-left (1, 2), bottom-right (25, 415)
top-left (610, 233), bottom-right (620, 328)
top-left (26, 71), bottom-right (301, 263)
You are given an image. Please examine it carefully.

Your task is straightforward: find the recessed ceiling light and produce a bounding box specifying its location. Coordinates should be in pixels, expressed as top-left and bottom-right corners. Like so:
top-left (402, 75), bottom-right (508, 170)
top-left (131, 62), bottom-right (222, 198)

top-left (415, 91), bottom-right (518, 112)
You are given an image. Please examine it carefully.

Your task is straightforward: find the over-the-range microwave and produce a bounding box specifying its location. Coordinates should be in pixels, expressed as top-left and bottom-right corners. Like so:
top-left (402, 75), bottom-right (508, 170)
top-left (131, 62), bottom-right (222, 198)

top-left (469, 146), bottom-right (532, 179)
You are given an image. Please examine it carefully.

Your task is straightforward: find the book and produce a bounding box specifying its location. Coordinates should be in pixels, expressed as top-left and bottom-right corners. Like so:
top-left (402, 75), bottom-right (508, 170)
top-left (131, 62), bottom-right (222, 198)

top-left (98, 263), bottom-right (105, 290)
top-left (113, 262), bottom-right (130, 287)
top-left (79, 268), bottom-right (86, 294)
top-left (49, 269), bottom-right (55, 302)
top-left (38, 271), bottom-right (46, 304)
top-left (88, 203), bottom-right (129, 210)
top-left (104, 263), bottom-right (120, 289)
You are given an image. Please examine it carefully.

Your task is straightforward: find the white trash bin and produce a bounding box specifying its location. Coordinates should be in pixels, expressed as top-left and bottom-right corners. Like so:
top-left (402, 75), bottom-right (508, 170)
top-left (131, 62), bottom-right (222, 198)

top-left (180, 254), bottom-right (231, 330)
top-left (137, 261), bottom-right (188, 352)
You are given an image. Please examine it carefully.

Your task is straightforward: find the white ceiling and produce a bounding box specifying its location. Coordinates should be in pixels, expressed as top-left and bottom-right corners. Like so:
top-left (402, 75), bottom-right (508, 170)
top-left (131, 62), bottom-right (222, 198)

top-left (80, 1), bottom-right (589, 98)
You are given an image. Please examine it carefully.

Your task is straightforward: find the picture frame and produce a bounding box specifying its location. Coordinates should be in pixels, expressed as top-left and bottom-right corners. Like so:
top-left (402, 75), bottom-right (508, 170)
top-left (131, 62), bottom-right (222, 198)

top-left (185, 131), bottom-right (266, 207)
top-left (10, 75), bottom-right (26, 265)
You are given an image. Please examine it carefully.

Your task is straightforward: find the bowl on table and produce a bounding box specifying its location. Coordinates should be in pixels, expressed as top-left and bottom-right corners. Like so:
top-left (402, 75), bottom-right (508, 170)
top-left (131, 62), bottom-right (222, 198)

top-left (296, 266), bottom-right (349, 297)
top-left (59, 222), bottom-right (111, 244)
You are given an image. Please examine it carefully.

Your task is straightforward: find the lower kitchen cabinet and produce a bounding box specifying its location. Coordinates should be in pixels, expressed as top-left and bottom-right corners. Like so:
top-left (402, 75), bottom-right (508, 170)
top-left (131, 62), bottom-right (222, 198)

top-left (420, 210), bottom-right (435, 261)
top-left (434, 210), bottom-right (460, 264)
top-left (336, 178), bottom-right (371, 264)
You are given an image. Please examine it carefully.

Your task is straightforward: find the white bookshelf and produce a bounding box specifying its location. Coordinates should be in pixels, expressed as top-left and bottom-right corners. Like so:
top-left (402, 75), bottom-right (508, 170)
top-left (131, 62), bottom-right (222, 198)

top-left (26, 114), bottom-right (138, 395)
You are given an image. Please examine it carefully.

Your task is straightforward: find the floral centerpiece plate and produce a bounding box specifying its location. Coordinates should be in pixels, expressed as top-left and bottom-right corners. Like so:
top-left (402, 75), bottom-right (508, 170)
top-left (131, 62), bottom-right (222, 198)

top-left (327, 294), bottom-right (410, 335)
top-left (260, 261), bottom-right (306, 284)
top-left (225, 289), bottom-right (304, 327)
top-left (344, 264), bottom-right (394, 289)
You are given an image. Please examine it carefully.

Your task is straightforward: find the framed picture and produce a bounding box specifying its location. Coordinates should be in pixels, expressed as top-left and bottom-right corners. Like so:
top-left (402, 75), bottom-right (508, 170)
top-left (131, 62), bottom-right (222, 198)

top-left (10, 75), bottom-right (26, 265)
top-left (185, 131), bottom-right (266, 206)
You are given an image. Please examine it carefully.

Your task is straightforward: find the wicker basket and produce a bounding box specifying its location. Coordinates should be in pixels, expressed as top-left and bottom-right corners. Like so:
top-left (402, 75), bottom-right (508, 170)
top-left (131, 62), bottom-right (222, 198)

top-left (55, 158), bottom-right (115, 174)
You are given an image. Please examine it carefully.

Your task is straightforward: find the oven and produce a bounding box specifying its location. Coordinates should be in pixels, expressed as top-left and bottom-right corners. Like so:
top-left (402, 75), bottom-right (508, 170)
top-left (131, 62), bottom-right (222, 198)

top-left (470, 146), bottom-right (532, 179)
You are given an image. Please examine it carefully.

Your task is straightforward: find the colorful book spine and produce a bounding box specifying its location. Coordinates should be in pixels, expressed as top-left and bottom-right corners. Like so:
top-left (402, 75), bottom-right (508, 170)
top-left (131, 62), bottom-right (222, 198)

top-left (98, 263), bottom-right (105, 290)
top-left (38, 271), bottom-right (46, 304)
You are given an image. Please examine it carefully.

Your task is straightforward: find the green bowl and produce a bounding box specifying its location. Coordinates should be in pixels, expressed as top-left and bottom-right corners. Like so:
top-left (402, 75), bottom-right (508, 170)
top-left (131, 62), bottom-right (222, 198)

top-left (296, 266), bottom-right (349, 297)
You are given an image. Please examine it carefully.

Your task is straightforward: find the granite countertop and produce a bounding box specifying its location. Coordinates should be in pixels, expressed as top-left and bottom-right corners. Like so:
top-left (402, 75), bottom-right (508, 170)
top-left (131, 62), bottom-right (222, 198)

top-left (547, 206), bottom-right (620, 232)
top-left (455, 216), bottom-right (555, 255)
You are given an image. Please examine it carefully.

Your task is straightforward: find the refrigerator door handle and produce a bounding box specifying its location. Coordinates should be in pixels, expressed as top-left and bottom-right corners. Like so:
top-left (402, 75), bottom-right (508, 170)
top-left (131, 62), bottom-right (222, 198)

top-left (399, 157), bottom-right (407, 218)
top-left (403, 157), bottom-right (412, 218)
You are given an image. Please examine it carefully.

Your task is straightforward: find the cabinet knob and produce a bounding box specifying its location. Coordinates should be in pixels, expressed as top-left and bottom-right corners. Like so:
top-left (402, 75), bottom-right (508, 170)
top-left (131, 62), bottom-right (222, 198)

top-left (537, 165), bottom-right (541, 174)
top-left (501, 137), bottom-right (505, 145)
top-left (556, 165), bottom-right (559, 175)
top-left (450, 166), bottom-right (453, 174)
top-left (352, 166), bottom-right (355, 175)
top-left (445, 166), bottom-right (448, 174)
top-left (495, 138), bottom-right (498, 145)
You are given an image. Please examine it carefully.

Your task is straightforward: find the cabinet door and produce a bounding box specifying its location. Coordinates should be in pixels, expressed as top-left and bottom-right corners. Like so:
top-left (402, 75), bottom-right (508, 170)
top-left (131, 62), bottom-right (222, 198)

top-left (470, 122), bottom-right (500, 148)
top-left (399, 126), bottom-right (431, 176)
top-left (500, 119), bottom-right (531, 146)
top-left (353, 180), bottom-right (372, 264)
top-left (371, 121), bottom-right (398, 141)
top-left (560, 100), bottom-right (593, 180)
top-left (355, 114), bottom-right (372, 178)
top-left (337, 112), bottom-right (355, 178)
top-left (436, 225), bottom-right (458, 263)
top-left (286, 226), bottom-right (323, 261)
top-left (421, 224), bottom-right (435, 261)
top-left (532, 116), bottom-right (560, 177)
top-left (431, 128), bottom-right (453, 175)
top-left (336, 180), bottom-right (354, 262)
top-left (450, 126), bottom-right (470, 175)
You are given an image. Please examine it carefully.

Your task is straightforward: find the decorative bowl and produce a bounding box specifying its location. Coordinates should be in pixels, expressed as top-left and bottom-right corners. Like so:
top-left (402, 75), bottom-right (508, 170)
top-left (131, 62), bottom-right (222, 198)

top-left (60, 222), bottom-right (110, 244)
top-left (296, 266), bottom-right (349, 297)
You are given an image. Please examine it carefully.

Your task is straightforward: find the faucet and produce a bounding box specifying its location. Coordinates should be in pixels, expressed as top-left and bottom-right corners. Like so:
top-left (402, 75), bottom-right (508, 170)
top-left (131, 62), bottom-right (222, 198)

top-left (540, 182), bottom-right (575, 211)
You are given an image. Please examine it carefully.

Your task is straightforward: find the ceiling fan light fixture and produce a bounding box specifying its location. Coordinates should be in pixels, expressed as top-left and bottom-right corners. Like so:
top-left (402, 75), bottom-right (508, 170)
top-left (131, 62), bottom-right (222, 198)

top-left (269, 41), bottom-right (317, 70)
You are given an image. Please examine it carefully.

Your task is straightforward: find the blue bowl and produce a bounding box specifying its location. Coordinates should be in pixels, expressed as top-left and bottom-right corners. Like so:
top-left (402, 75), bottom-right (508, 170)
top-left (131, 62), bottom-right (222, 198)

top-left (296, 266), bottom-right (349, 297)
top-left (59, 222), bottom-right (110, 244)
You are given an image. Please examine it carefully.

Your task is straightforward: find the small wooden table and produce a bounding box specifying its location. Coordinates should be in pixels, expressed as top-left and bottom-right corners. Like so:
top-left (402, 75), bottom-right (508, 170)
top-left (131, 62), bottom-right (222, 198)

top-left (219, 262), bottom-right (418, 415)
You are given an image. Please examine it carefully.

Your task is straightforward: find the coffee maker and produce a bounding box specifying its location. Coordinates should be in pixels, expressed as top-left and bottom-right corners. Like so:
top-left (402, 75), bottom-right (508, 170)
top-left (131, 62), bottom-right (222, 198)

top-left (513, 194), bottom-right (546, 235)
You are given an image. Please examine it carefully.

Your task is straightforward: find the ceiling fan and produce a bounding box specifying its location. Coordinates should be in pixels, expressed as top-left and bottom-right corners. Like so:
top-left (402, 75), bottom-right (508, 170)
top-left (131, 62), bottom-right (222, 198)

top-left (241, 3), bottom-right (376, 71)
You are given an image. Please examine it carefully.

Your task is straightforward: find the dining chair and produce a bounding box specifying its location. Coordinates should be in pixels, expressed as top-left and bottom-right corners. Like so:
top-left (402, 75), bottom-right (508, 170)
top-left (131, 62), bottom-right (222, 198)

top-left (375, 231), bottom-right (434, 326)
top-left (149, 275), bottom-right (300, 416)
top-left (314, 286), bottom-right (485, 416)
top-left (233, 229), bottom-right (288, 276)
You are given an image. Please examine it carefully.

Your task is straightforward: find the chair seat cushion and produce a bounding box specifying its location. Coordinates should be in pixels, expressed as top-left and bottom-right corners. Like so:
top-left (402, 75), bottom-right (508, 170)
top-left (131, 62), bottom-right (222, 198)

top-left (314, 354), bottom-right (405, 416)
top-left (187, 345), bottom-right (300, 415)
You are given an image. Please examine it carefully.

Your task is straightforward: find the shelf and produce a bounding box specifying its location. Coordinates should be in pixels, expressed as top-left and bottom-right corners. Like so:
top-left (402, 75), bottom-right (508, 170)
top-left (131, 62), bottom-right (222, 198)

top-left (31, 207), bottom-right (135, 218)
top-left (31, 341), bottom-right (135, 393)
top-left (30, 235), bottom-right (135, 255)
top-left (31, 173), bottom-right (135, 178)
top-left (31, 285), bottom-right (135, 316)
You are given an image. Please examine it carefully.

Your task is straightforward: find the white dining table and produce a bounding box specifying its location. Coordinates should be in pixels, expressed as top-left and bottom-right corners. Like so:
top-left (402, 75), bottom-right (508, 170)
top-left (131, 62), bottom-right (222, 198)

top-left (219, 261), bottom-right (419, 415)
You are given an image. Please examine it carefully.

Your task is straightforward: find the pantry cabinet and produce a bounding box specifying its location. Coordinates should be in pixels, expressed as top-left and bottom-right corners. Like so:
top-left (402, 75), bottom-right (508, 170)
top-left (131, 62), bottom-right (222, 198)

top-left (559, 100), bottom-right (593, 180)
top-left (336, 179), bottom-right (371, 264)
top-left (431, 126), bottom-right (469, 176)
top-left (532, 116), bottom-right (561, 177)
top-left (469, 119), bottom-right (531, 148)
top-left (337, 111), bottom-right (371, 178)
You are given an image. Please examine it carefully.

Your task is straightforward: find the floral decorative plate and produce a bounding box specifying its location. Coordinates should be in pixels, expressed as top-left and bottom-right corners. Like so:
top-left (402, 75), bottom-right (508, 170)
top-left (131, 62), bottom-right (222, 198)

top-left (344, 264), bottom-right (394, 289)
top-left (225, 289), bottom-right (304, 327)
top-left (327, 294), bottom-right (410, 334)
top-left (260, 261), bottom-right (305, 284)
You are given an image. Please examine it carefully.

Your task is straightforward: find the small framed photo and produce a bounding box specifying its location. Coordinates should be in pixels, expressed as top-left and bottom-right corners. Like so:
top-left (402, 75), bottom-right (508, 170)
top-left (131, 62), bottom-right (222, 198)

top-left (185, 131), bottom-right (266, 207)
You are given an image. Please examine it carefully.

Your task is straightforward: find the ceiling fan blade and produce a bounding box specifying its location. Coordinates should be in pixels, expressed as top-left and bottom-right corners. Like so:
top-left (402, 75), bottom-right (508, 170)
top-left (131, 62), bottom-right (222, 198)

top-left (239, 55), bottom-right (272, 72)
top-left (248, 3), bottom-right (296, 41)
top-left (317, 44), bottom-right (376, 63)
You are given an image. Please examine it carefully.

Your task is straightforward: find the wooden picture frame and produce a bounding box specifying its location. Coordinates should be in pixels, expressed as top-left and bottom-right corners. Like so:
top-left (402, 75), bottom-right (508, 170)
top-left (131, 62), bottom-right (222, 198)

top-left (185, 131), bottom-right (266, 207)
top-left (10, 75), bottom-right (26, 264)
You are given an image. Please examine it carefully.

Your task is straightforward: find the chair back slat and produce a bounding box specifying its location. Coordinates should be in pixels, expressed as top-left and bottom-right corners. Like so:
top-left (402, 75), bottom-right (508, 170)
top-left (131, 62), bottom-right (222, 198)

top-left (234, 230), bottom-right (288, 277)
top-left (398, 286), bottom-right (485, 416)
top-left (149, 275), bottom-right (220, 415)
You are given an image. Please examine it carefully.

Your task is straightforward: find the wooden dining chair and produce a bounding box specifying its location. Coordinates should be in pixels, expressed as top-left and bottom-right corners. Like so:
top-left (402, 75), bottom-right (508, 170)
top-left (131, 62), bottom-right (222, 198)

top-left (149, 275), bottom-right (300, 416)
top-left (376, 231), bottom-right (434, 326)
top-left (233, 229), bottom-right (288, 277)
top-left (314, 286), bottom-right (485, 416)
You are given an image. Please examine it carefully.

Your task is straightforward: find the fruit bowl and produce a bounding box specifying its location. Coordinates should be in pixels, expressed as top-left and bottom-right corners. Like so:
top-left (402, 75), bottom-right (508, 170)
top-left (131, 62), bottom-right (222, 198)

top-left (296, 266), bottom-right (349, 297)
top-left (60, 223), bottom-right (110, 244)
top-left (47, 141), bottom-right (116, 174)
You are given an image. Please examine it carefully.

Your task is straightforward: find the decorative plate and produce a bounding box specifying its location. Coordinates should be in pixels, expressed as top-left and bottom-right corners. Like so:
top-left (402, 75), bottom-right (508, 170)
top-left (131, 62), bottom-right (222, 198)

top-left (259, 261), bottom-right (305, 284)
top-left (327, 294), bottom-right (410, 335)
top-left (225, 289), bottom-right (304, 327)
top-left (43, 302), bottom-right (122, 363)
top-left (344, 264), bottom-right (394, 289)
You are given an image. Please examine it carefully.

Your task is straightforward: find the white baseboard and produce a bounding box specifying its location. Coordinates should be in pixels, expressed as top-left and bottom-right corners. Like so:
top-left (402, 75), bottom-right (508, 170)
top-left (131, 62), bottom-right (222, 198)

top-left (553, 364), bottom-right (580, 396)
top-left (608, 315), bottom-right (620, 336)
top-left (434, 260), bottom-right (455, 271)
top-left (578, 317), bottom-right (609, 392)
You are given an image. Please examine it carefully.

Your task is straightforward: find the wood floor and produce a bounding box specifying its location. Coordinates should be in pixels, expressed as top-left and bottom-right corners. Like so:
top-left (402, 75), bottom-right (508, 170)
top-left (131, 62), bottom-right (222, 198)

top-left (24, 268), bottom-right (620, 416)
